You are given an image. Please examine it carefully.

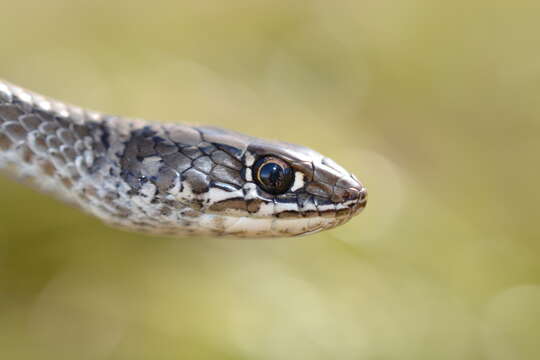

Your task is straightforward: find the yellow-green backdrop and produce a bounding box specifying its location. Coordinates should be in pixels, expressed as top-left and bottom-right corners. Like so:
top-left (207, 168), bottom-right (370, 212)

top-left (0, 1), bottom-right (539, 359)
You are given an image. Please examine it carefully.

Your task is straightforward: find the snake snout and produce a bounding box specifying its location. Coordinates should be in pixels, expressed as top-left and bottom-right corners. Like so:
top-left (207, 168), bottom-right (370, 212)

top-left (355, 186), bottom-right (368, 211)
top-left (337, 186), bottom-right (361, 202)
top-left (333, 175), bottom-right (365, 199)
top-left (331, 176), bottom-right (367, 218)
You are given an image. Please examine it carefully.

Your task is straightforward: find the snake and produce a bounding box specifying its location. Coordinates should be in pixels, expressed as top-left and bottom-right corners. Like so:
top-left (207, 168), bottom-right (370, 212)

top-left (0, 79), bottom-right (367, 238)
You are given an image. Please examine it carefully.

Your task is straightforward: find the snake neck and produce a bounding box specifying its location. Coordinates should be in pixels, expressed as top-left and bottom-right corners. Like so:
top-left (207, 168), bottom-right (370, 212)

top-left (0, 80), bottom-right (248, 235)
top-left (0, 80), bottom-right (139, 222)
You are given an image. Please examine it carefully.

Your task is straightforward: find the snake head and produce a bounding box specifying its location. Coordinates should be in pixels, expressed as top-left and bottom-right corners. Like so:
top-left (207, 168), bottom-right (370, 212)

top-left (190, 127), bottom-right (367, 237)
top-left (118, 125), bottom-right (366, 237)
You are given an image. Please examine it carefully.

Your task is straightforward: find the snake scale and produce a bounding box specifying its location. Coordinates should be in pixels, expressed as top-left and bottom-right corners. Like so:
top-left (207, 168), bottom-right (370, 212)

top-left (0, 79), bottom-right (367, 237)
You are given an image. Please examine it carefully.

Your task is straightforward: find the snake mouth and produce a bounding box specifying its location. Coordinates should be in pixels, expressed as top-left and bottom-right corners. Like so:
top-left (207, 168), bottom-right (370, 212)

top-left (351, 186), bottom-right (368, 216)
top-left (189, 190), bottom-right (367, 237)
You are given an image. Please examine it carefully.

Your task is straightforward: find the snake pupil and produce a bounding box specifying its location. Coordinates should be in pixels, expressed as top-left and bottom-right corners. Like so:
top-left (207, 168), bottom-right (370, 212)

top-left (254, 156), bottom-right (294, 195)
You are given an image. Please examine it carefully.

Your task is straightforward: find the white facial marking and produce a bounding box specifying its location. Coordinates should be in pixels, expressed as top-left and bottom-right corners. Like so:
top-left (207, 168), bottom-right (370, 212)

top-left (206, 187), bottom-right (244, 205)
top-left (242, 182), bottom-right (259, 200)
top-left (339, 199), bottom-right (359, 209)
top-left (245, 152), bottom-right (255, 167)
top-left (252, 201), bottom-right (275, 217)
top-left (300, 201), bottom-right (317, 212)
top-left (244, 167), bottom-right (252, 182)
top-left (317, 203), bottom-right (337, 212)
top-left (274, 201), bottom-right (299, 213)
top-left (290, 171), bottom-right (305, 192)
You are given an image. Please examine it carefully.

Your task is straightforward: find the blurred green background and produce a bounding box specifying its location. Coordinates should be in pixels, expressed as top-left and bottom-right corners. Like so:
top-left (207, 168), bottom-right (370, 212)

top-left (1, 1), bottom-right (539, 359)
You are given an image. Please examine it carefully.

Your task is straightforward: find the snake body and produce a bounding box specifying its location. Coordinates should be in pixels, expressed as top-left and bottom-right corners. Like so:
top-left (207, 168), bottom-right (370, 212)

top-left (0, 80), bottom-right (366, 237)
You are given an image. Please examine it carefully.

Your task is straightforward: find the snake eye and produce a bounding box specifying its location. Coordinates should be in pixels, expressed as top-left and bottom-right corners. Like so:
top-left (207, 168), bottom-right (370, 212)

top-left (253, 156), bottom-right (295, 195)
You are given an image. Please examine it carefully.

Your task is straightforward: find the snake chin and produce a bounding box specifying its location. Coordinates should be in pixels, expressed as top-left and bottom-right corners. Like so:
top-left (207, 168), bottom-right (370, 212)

top-left (105, 212), bottom-right (345, 238)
